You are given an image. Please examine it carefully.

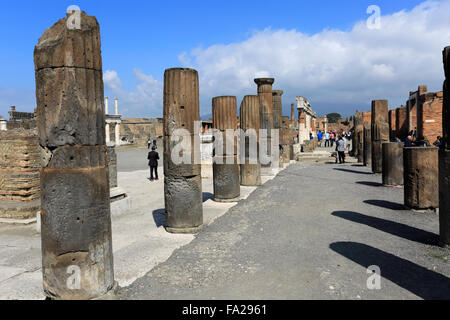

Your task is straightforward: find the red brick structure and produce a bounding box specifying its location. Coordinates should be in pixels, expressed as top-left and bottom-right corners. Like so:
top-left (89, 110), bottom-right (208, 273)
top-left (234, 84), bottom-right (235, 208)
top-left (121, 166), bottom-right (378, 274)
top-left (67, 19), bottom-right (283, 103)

top-left (0, 129), bottom-right (40, 219)
top-left (406, 85), bottom-right (428, 136)
top-left (417, 91), bottom-right (443, 143)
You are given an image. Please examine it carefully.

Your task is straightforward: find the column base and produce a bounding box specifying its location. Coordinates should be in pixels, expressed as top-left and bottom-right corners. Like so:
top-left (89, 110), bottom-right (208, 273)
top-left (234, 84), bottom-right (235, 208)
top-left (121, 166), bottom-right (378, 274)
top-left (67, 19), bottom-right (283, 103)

top-left (165, 225), bottom-right (203, 234)
top-left (213, 196), bottom-right (241, 203)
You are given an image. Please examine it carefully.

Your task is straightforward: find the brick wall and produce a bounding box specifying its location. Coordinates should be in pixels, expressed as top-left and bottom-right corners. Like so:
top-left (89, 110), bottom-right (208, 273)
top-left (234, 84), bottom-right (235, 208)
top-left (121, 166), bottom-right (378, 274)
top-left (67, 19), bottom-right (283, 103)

top-left (417, 91), bottom-right (443, 143)
top-left (0, 129), bottom-right (40, 219)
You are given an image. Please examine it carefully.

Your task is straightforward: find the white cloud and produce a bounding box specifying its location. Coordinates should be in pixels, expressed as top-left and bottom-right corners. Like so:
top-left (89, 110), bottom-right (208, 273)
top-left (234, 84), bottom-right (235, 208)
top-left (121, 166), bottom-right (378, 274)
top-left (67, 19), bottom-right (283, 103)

top-left (103, 69), bottom-right (163, 117)
top-left (179, 0), bottom-right (450, 117)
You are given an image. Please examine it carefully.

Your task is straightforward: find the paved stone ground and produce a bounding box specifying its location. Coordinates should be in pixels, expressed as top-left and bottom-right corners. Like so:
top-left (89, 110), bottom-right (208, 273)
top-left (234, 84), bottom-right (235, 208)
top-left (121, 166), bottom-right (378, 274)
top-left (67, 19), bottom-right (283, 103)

top-left (120, 161), bottom-right (450, 300)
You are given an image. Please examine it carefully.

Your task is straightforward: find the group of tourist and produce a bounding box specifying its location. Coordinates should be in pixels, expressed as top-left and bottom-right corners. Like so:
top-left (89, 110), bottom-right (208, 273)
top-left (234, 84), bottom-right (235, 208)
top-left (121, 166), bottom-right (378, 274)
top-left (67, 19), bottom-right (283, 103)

top-left (313, 130), bottom-right (352, 149)
top-left (389, 127), bottom-right (444, 149)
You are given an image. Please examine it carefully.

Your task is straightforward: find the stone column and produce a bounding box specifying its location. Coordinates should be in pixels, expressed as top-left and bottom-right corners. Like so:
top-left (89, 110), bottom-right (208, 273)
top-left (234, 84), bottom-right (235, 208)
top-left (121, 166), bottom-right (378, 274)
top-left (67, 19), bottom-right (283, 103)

top-left (353, 111), bottom-right (363, 161)
top-left (404, 147), bottom-right (438, 210)
top-left (291, 103), bottom-right (295, 120)
top-left (255, 78), bottom-right (275, 175)
top-left (280, 116), bottom-right (292, 164)
top-left (115, 122), bottom-right (120, 146)
top-left (105, 122), bottom-right (110, 143)
top-left (34, 12), bottom-right (115, 299)
top-left (107, 146), bottom-right (118, 189)
top-left (240, 95), bottom-right (261, 186)
top-left (163, 68), bottom-right (203, 234)
top-left (363, 122), bottom-right (372, 167)
top-left (440, 46), bottom-right (450, 246)
top-left (114, 98), bottom-right (119, 115)
top-left (272, 90), bottom-right (283, 131)
top-left (382, 142), bottom-right (403, 186)
top-left (212, 96), bottom-right (240, 202)
top-left (371, 100), bottom-right (389, 173)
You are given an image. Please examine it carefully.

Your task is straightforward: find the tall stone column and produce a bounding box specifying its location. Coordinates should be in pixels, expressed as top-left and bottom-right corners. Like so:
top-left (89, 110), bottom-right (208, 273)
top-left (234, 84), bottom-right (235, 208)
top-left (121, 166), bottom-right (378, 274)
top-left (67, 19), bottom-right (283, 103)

top-left (105, 122), bottom-right (110, 143)
top-left (255, 78), bottom-right (276, 175)
top-left (163, 68), bottom-right (203, 233)
top-left (382, 142), bottom-right (403, 186)
top-left (440, 46), bottom-right (450, 246)
top-left (363, 122), bottom-right (372, 167)
top-left (371, 100), bottom-right (389, 173)
top-left (114, 98), bottom-right (119, 115)
top-left (272, 90), bottom-right (283, 131)
top-left (291, 103), bottom-right (295, 120)
top-left (34, 12), bottom-right (115, 299)
top-left (212, 96), bottom-right (240, 202)
top-left (240, 95), bottom-right (261, 186)
top-left (115, 122), bottom-right (120, 146)
top-left (404, 147), bottom-right (438, 210)
top-left (352, 111), bottom-right (363, 161)
top-left (280, 116), bottom-right (292, 164)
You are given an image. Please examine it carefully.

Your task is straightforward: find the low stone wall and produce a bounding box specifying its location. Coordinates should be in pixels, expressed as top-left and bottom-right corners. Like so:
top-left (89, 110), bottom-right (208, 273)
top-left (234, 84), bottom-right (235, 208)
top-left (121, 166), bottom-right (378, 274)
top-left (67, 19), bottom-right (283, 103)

top-left (0, 129), bottom-right (40, 219)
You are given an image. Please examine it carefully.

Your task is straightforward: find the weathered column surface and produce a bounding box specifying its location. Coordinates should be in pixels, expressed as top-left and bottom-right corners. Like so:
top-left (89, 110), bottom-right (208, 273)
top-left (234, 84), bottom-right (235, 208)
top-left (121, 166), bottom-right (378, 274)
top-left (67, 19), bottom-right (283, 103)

top-left (440, 46), bottom-right (450, 246)
top-left (280, 116), bottom-right (292, 165)
top-left (371, 100), bottom-right (389, 173)
top-left (212, 96), bottom-right (240, 202)
top-left (353, 111), bottom-right (363, 161)
top-left (272, 90), bottom-right (283, 131)
top-left (291, 103), bottom-right (295, 121)
top-left (163, 68), bottom-right (203, 233)
top-left (404, 147), bottom-right (439, 210)
top-left (34, 12), bottom-right (115, 299)
top-left (240, 95), bottom-right (261, 186)
top-left (382, 142), bottom-right (403, 186)
top-left (255, 78), bottom-right (276, 175)
top-left (363, 122), bottom-right (372, 167)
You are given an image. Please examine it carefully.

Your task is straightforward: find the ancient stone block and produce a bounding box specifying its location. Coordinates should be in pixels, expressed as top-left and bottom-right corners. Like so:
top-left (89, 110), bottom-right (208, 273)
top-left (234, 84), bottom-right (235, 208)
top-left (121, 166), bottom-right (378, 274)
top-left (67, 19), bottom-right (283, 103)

top-left (371, 100), bottom-right (389, 173)
top-left (353, 111), bottom-right (363, 161)
top-left (382, 142), bottom-right (403, 186)
top-left (403, 147), bottom-right (439, 210)
top-left (396, 106), bottom-right (408, 140)
top-left (35, 12), bottom-right (114, 299)
top-left (212, 96), bottom-right (237, 132)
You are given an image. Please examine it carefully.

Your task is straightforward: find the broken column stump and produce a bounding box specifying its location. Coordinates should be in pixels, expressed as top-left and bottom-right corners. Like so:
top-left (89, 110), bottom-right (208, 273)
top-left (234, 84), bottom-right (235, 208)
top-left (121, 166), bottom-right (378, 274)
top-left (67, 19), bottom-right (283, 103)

top-left (240, 95), bottom-right (261, 186)
top-left (255, 78), bottom-right (277, 175)
top-left (403, 147), bottom-right (439, 210)
top-left (163, 68), bottom-right (203, 233)
top-left (371, 100), bottom-right (389, 173)
top-left (363, 122), bottom-right (372, 167)
top-left (212, 96), bottom-right (240, 202)
top-left (34, 12), bottom-right (115, 299)
top-left (382, 142), bottom-right (403, 186)
top-left (440, 46), bottom-right (450, 246)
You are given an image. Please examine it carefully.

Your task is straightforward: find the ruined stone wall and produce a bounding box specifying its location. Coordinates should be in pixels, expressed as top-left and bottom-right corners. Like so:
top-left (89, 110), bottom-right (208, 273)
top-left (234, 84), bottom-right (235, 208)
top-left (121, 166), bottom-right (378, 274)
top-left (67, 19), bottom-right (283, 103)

top-left (121, 118), bottom-right (163, 147)
top-left (0, 129), bottom-right (40, 219)
top-left (417, 91), bottom-right (443, 143)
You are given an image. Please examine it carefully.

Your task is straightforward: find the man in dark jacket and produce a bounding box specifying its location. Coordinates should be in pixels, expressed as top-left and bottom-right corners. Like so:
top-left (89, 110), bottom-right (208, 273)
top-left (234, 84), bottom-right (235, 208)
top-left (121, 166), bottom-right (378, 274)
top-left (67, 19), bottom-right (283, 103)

top-left (147, 146), bottom-right (160, 182)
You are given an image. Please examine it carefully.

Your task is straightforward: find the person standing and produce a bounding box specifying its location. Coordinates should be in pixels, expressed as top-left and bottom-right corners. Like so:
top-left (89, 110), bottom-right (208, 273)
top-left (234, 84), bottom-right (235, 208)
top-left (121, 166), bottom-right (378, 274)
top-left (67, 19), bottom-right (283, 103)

top-left (337, 135), bottom-right (346, 164)
top-left (330, 131), bottom-right (335, 147)
top-left (147, 146), bottom-right (160, 182)
top-left (324, 131), bottom-right (330, 147)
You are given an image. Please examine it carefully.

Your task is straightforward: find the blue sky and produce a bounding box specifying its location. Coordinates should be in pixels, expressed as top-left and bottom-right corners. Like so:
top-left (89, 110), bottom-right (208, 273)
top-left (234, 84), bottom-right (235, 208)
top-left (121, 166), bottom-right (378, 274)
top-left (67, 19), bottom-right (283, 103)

top-left (0, 0), bottom-right (447, 119)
